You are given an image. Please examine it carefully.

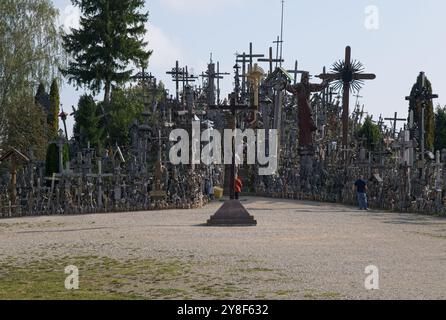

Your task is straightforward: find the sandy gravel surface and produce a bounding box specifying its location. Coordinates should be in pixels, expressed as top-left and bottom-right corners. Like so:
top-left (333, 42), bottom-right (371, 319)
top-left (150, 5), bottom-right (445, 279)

top-left (1, 197), bottom-right (445, 299)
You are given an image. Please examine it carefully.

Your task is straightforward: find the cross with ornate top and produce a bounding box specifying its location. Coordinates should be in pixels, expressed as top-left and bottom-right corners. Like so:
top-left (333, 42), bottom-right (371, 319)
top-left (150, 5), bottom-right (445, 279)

top-left (317, 46), bottom-right (376, 146)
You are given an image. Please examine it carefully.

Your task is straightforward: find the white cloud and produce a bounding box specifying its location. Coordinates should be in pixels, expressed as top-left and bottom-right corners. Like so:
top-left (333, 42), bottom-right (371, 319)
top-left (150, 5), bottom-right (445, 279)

top-left (145, 23), bottom-right (185, 73)
top-left (161, 0), bottom-right (249, 13)
top-left (60, 5), bottom-right (81, 33)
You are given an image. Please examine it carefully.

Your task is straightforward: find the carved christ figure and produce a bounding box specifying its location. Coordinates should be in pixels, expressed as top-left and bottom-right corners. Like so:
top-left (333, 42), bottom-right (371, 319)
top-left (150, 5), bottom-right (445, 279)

top-left (286, 72), bottom-right (329, 147)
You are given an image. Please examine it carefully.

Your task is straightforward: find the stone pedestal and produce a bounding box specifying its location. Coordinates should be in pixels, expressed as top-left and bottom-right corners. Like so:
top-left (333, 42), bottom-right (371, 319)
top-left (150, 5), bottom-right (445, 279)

top-left (207, 200), bottom-right (257, 226)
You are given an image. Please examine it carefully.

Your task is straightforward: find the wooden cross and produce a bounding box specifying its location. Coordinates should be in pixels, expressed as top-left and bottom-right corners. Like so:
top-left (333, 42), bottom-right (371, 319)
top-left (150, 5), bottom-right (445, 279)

top-left (273, 36), bottom-right (283, 68)
top-left (236, 52), bottom-right (249, 95)
top-left (216, 62), bottom-right (230, 104)
top-left (384, 112), bottom-right (406, 136)
top-left (86, 159), bottom-right (113, 208)
top-left (208, 94), bottom-right (257, 199)
top-left (286, 60), bottom-right (306, 85)
top-left (166, 61), bottom-right (184, 101)
top-left (317, 46), bottom-right (376, 146)
top-left (181, 66), bottom-right (198, 94)
top-left (405, 72), bottom-right (439, 179)
top-left (237, 43), bottom-right (264, 96)
top-left (258, 47), bottom-right (284, 74)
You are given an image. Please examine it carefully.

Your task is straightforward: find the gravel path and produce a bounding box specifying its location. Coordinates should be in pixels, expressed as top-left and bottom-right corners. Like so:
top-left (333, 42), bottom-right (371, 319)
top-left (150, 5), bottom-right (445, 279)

top-left (1, 197), bottom-right (445, 299)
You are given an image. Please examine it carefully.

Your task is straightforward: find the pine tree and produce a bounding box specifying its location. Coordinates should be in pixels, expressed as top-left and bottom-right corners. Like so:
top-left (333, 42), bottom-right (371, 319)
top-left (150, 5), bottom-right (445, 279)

top-left (408, 73), bottom-right (435, 151)
top-left (35, 83), bottom-right (47, 107)
top-left (73, 95), bottom-right (105, 150)
top-left (61, 0), bottom-right (151, 105)
top-left (48, 79), bottom-right (60, 139)
top-left (356, 116), bottom-right (382, 151)
top-left (434, 105), bottom-right (446, 151)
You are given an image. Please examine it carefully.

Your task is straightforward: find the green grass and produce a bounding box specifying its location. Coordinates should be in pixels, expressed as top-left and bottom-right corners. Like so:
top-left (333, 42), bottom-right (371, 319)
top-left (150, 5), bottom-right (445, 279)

top-left (0, 255), bottom-right (189, 300)
top-left (0, 253), bottom-right (332, 300)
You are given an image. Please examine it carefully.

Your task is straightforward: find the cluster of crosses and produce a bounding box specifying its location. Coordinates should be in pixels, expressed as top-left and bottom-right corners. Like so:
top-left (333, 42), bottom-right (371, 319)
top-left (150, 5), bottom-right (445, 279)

top-left (1, 42), bottom-right (445, 220)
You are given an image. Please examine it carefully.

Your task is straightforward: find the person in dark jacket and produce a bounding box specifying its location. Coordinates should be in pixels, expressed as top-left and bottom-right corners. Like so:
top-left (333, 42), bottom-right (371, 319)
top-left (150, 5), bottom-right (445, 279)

top-left (354, 175), bottom-right (368, 210)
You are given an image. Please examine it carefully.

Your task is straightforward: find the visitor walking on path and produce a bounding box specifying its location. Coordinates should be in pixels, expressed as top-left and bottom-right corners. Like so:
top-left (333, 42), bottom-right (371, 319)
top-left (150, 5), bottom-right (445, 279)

top-left (354, 175), bottom-right (368, 210)
top-left (235, 175), bottom-right (243, 200)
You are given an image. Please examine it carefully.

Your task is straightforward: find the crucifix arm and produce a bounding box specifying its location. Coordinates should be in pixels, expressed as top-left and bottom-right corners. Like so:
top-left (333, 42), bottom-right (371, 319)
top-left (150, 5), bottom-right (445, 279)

top-left (286, 83), bottom-right (300, 95)
top-left (353, 73), bottom-right (376, 80)
top-left (309, 79), bottom-right (330, 92)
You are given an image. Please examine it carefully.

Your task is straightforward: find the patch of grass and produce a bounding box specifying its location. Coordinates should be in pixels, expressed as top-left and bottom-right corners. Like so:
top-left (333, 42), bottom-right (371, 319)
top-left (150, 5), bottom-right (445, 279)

top-left (275, 290), bottom-right (297, 297)
top-left (0, 255), bottom-right (191, 300)
top-left (411, 231), bottom-right (446, 240)
top-left (0, 221), bottom-right (66, 231)
top-left (304, 291), bottom-right (342, 300)
top-left (238, 267), bottom-right (275, 273)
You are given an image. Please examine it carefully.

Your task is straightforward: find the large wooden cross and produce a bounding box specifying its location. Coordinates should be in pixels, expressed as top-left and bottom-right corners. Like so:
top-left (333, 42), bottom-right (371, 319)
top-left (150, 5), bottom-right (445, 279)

top-left (317, 46), bottom-right (376, 146)
top-left (166, 61), bottom-right (184, 102)
top-left (385, 112), bottom-right (406, 136)
top-left (236, 43), bottom-right (264, 96)
top-left (286, 60), bottom-right (306, 85)
top-left (258, 47), bottom-right (284, 74)
top-left (208, 94), bottom-right (257, 200)
top-left (206, 93), bottom-right (257, 226)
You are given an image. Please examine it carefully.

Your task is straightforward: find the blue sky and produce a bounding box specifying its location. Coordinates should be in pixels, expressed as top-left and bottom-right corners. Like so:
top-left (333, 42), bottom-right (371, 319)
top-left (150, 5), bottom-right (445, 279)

top-left (54, 0), bottom-right (446, 136)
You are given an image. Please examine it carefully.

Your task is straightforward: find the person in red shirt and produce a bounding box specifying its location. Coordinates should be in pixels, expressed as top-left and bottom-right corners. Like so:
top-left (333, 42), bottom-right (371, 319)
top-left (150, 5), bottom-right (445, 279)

top-left (234, 175), bottom-right (243, 200)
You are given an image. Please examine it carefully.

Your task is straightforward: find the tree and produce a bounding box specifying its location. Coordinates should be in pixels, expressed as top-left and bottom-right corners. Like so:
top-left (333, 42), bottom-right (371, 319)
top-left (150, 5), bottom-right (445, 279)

top-left (62, 0), bottom-right (151, 105)
top-left (356, 116), bottom-right (382, 151)
top-left (48, 79), bottom-right (60, 139)
top-left (408, 72), bottom-right (435, 151)
top-left (6, 95), bottom-right (48, 160)
top-left (0, 0), bottom-right (63, 158)
top-left (434, 105), bottom-right (446, 151)
top-left (45, 142), bottom-right (70, 177)
top-left (73, 95), bottom-right (105, 150)
top-left (106, 81), bottom-right (166, 147)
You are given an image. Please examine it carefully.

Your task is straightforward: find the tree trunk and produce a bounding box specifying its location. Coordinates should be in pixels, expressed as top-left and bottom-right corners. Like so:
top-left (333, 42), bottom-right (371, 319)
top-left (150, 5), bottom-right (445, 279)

top-left (103, 80), bottom-right (111, 107)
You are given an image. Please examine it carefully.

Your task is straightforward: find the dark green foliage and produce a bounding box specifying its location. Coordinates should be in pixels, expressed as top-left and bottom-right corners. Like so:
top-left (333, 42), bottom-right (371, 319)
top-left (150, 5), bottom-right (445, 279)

top-left (61, 0), bottom-right (152, 104)
top-left (356, 116), bottom-right (382, 151)
top-left (45, 143), bottom-right (58, 176)
top-left (35, 83), bottom-right (47, 108)
top-left (73, 95), bottom-right (105, 150)
top-left (434, 105), bottom-right (446, 151)
top-left (106, 82), bottom-right (165, 146)
top-left (48, 79), bottom-right (60, 139)
top-left (45, 142), bottom-right (70, 176)
top-left (408, 73), bottom-right (435, 151)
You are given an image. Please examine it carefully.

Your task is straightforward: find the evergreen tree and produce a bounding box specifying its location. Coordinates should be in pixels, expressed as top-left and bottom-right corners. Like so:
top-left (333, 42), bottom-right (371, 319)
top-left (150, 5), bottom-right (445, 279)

top-left (408, 72), bottom-right (435, 151)
top-left (356, 116), bottom-right (382, 151)
top-left (48, 79), bottom-right (60, 139)
top-left (73, 95), bottom-right (105, 150)
top-left (62, 0), bottom-right (151, 105)
top-left (434, 105), bottom-right (446, 151)
top-left (45, 142), bottom-right (70, 177)
top-left (35, 83), bottom-right (47, 107)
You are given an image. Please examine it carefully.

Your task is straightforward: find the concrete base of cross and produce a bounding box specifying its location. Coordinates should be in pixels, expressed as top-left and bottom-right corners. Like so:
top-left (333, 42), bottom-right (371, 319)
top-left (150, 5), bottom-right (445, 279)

top-left (206, 200), bottom-right (257, 226)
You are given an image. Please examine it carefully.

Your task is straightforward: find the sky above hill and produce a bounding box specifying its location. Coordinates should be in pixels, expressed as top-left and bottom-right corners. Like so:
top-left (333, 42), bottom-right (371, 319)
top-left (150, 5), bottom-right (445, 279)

top-left (53, 0), bottom-right (446, 137)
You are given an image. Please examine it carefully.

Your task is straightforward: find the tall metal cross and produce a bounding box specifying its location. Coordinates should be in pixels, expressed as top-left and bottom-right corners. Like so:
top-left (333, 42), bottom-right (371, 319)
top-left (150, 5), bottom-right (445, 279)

top-left (317, 46), bottom-right (376, 146)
